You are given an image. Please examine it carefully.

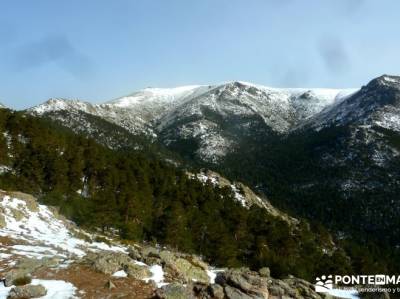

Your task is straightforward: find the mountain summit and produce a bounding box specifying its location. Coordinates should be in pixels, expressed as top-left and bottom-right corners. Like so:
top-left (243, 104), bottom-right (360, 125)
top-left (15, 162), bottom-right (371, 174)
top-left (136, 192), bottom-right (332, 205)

top-left (29, 80), bottom-right (357, 161)
top-left (25, 75), bottom-right (400, 252)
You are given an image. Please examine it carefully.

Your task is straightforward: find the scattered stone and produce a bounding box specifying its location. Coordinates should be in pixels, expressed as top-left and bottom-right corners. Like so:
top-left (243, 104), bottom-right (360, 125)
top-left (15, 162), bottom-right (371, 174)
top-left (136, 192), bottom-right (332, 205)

top-left (105, 280), bottom-right (116, 290)
top-left (17, 257), bottom-right (59, 272)
top-left (208, 284), bottom-right (224, 299)
top-left (141, 246), bottom-right (160, 259)
top-left (189, 282), bottom-right (213, 298)
top-left (159, 250), bottom-right (176, 266)
top-left (169, 257), bottom-right (209, 284)
top-left (224, 285), bottom-right (254, 299)
top-left (84, 251), bottom-right (133, 275)
top-left (258, 267), bottom-right (270, 278)
top-left (145, 256), bottom-right (162, 266)
top-left (0, 213), bottom-right (6, 228)
top-left (9, 192), bottom-right (39, 212)
top-left (7, 284), bottom-right (47, 299)
top-left (10, 208), bottom-right (24, 221)
top-left (154, 283), bottom-right (193, 299)
top-left (128, 246), bottom-right (142, 260)
top-left (215, 268), bottom-right (269, 299)
top-left (124, 264), bottom-right (151, 280)
top-left (186, 255), bottom-right (209, 271)
top-left (4, 270), bottom-right (31, 287)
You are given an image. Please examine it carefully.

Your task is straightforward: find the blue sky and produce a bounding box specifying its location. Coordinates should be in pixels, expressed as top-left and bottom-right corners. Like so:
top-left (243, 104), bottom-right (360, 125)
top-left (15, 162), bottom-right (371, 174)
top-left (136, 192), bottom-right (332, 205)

top-left (0, 0), bottom-right (399, 109)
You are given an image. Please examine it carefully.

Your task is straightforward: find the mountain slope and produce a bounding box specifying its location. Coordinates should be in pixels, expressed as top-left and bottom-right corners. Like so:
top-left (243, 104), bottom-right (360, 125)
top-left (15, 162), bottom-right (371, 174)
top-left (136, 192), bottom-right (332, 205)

top-left (28, 82), bottom-right (356, 162)
top-left (1, 108), bottom-right (376, 281)
top-left (22, 75), bottom-right (400, 273)
top-left (213, 76), bottom-right (400, 249)
top-left (2, 190), bottom-right (358, 299)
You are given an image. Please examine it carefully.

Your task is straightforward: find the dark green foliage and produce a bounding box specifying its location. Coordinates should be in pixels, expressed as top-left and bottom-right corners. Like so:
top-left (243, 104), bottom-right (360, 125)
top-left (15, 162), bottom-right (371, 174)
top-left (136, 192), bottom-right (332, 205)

top-left (0, 109), bottom-right (395, 281)
top-left (13, 276), bottom-right (32, 286)
top-left (206, 123), bottom-right (400, 274)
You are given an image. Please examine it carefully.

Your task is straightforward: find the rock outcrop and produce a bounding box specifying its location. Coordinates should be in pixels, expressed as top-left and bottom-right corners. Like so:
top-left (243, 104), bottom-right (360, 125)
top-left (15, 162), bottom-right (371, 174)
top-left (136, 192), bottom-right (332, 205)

top-left (7, 284), bottom-right (47, 299)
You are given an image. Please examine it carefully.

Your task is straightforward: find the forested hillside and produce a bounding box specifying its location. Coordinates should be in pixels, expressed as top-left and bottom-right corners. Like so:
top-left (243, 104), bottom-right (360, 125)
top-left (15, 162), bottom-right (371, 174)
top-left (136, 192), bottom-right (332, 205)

top-left (0, 108), bottom-right (396, 281)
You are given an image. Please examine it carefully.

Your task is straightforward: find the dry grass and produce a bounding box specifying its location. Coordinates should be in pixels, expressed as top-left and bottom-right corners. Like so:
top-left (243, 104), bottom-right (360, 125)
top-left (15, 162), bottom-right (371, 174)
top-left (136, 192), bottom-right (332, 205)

top-left (35, 264), bottom-right (156, 299)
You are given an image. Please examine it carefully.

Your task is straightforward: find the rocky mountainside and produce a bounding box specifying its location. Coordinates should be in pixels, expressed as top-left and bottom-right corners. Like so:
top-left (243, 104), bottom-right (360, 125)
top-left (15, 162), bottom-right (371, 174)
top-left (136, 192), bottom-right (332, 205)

top-left (4, 108), bottom-right (373, 288)
top-left (25, 75), bottom-right (400, 261)
top-left (0, 190), bottom-right (362, 299)
top-left (28, 81), bottom-right (356, 162)
top-left (27, 75), bottom-right (400, 164)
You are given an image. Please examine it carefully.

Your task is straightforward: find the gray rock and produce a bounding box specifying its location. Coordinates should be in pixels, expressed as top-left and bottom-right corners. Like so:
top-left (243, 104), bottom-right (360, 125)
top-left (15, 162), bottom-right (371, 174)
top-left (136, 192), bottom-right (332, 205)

top-left (127, 246), bottom-right (142, 260)
top-left (186, 255), bottom-right (209, 271)
top-left (216, 268), bottom-right (268, 299)
top-left (189, 282), bottom-right (215, 298)
top-left (124, 263), bottom-right (151, 280)
top-left (159, 250), bottom-right (176, 265)
top-left (208, 284), bottom-right (225, 298)
top-left (258, 268), bottom-right (270, 278)
top-left (17, 257), bottom-right (59, 272)
top-left (4, 270), bottom-right (31, 287)
top-left (85, 251), bottom-right (133, 275)
top-left (0, 213), bottom-right (5, 229)
top-left (7, 284), bottom-right (47, 299)
top-left (169, 257), bottom-right (210, 284)
top-left (140, 246), bottom-right (160, 259)
top-left (268, 285), bottom-right (284, 297)
top-left (4, 257), bottom-right (61, 287)
top-left (155, 283), bottom-right (194, 299)
top-left (145, 256), bottom-right (162, 265)
top-left (224, 285), bottom-right (254, 299)
top-left (161, 252), bottom-right (210, 284)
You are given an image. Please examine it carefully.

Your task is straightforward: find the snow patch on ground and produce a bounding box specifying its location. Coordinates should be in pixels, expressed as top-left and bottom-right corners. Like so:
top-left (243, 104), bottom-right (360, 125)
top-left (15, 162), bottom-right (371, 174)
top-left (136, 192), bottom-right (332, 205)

top-left (0, 194), bottom-right (127, 260)
top-left (112, 270), bottom-right (128, 278)
top-left (145, 265), bottom-right (167, 288)
top-left (207, 269), bottom-right (224, 284)
top-left (0, 279), bottom-right (77, 299)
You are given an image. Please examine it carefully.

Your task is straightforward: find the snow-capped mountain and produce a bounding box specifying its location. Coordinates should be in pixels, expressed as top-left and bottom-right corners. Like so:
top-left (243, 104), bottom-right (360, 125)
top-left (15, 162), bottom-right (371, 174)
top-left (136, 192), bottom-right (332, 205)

top-left (27, 75), bottom-right (400, 173)
top-left (28, 75), bottom-right (400, 247)
top-left (29, 81), bottom-right (356, 162)
top-left (30, 82), bottom-right (356, 134)
top-left (16, 75), bottom-right (400, 276)
top-left (304, 75), bottom-right (400, 131)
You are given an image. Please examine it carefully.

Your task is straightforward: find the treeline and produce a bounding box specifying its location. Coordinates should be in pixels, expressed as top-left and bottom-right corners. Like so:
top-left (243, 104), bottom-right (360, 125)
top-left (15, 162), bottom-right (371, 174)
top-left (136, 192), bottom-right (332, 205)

top-left (0, 109), bottom-right (391, 280)
top-left (214, 123), bottom-right (400, 274)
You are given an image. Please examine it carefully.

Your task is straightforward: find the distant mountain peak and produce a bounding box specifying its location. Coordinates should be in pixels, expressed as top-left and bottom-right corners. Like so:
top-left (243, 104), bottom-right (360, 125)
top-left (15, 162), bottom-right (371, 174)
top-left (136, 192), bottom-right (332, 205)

top-left (365, 74), bottom-right (400, 89)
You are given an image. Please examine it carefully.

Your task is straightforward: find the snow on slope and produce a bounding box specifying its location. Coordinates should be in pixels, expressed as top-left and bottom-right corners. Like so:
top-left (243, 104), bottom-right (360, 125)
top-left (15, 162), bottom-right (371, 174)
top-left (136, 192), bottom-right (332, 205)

top-left (28, 81), bottom-right (356, 136)
top-left (27, 81), bottom-right (363, 162)
top-left (0, 279), bottom-right (77, 299)
top-left (303, 75), bottom-right (400, 131)
top-left (0, 192), bottom-right (127, 260)
top-left (0, 190), bottom-right (223, 295)
top-left (107, 85), bottom-right (206, 108)
top-left (193, 170), bottom-right (299, 225)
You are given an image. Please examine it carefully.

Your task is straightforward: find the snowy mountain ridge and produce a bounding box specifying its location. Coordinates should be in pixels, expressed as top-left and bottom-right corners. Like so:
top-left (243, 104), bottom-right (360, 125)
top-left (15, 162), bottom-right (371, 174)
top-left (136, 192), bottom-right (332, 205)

top-left (305, 75), bottom-right (400, 132)
top-left (26, 75), bottom-right (400, 163)
top-left (29, 81), bottom-right (357, 135)
top-left (28, 80), bottom-right (359, 162)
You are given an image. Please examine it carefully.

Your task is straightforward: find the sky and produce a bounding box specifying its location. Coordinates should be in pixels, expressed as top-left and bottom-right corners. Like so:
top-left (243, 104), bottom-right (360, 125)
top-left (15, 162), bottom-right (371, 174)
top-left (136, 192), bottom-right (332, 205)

top-left (0, 0), bottom-right (400, 109)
